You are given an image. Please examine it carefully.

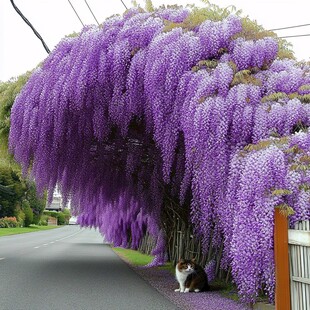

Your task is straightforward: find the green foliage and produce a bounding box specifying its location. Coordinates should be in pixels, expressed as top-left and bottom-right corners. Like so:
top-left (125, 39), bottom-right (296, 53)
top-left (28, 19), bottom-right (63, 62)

top-left (192, 0), bottom-right (242, 22)
top-left (14, 208), bottom-right (25, 225)
top-left (192, 59), bottom-right (219, 72)
top-left (0, 164), bottom-right (25, 217)
top-left (271, 189), bottom-right (292, 196)
top-left (243, 137), bottom-right (288, 152)
top-left (22, 200), bottom-right (33, 227)
top-left (113, 247), bottom-right (154, 266)
top-left (57, 212), bottom-right (66, 225)
top-left (297, 94), bottom-right (310, 103)
top-left (65, 31), bottom-right (80, 38)
top-left (0, 216), bottom-right (18, 228)
top-left (25, 182), bottom-right (46, 224)
top-left (0, 73), bottom-right (30, 167)
top-left (38, 214), bottom-right (48, 226)
top-left (161, 1), bottom-right (241, 32)
top-left (156, 0), bottom-right (294, 60)
top-left (299, 183), bottom-right (310, 191)
top-left (235, 17), bottom-right (294, 59)
top-left (277, 38), bottom-right (295, 60)
top-left (43, 209), bottom-right (70, 225)
top-left (62, 208), bottom-right (71, 223)
top-left (261, 92), bottom-right (287, 103)
top-left (231, 69), bottom-right (262, 87)
top-left (291, 164), bottom-right (310, 171)
top-left (275, 203), bottom-right (295, 216)
top-left (0, 73), bottom-right (30, 139)
top-left (43, 210), bottom-right (58, 218)
top-left (298, 84), bottom-right (310, 93)
top-left (145, 0), bottom-right (154, 12)
top-left (0, 164), bottom-right (45, 225)
top-left (0, 225), bottom-right (59, 237)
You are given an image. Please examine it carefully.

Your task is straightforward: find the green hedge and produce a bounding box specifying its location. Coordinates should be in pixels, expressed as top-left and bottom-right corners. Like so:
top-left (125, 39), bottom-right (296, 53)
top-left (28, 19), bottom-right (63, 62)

top-left (43, 209), bottom-right (71, 225)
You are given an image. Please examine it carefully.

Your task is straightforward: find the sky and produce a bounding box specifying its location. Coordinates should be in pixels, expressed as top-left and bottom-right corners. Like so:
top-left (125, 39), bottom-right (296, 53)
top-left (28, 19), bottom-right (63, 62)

top-left (0, 0), bottom-right (309, 82)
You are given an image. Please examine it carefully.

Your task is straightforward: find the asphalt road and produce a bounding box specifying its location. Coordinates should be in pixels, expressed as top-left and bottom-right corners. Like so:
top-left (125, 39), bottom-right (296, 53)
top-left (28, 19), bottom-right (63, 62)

top-left (0, 226), bottom-right (179, 310)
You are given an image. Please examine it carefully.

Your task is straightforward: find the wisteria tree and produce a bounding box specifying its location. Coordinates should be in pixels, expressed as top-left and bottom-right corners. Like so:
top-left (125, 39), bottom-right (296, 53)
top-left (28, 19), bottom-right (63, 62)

top-left (9, 2), bottom-right (310, 304)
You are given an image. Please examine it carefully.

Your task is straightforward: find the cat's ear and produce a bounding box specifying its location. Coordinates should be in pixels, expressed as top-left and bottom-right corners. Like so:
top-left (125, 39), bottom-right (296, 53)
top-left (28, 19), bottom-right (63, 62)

top-left (179, 258), bottom-right (185, 263)
top-left (191, 258), bottom-right (196, 263)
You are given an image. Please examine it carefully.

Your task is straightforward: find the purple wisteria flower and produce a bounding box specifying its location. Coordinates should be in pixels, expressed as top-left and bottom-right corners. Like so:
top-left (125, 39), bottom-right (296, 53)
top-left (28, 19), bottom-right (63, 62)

top-left (8, 5), bottom-right (310, 305)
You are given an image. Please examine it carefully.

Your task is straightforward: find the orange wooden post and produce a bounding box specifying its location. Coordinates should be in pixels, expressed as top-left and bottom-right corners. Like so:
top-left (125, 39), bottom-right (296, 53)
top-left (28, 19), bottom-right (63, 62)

top-left (274, 208), bottom-right (291, 310)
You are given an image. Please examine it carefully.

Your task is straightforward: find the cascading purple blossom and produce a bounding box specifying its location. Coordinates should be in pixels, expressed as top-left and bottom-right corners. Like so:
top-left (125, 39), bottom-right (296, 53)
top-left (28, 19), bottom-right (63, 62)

top-left (229, 146), bottom-right (286, 303)
top-left (8, 4), bottom-right (310, 304)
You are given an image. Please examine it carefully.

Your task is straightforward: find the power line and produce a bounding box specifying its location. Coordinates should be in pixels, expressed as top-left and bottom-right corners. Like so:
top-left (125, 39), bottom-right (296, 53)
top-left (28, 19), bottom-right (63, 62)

top-left (67, 0), bottom-right (85, 27)
top-left (269, 23), bottom-right (310, 32)
top-left (120, 0), bottom-right (128, 10)
top-left (10, 0), bottom-right (50, 54)
top-left (84, 0), bottom-right (99, 26)
top-left (278, 33), bottom-right (310, 39)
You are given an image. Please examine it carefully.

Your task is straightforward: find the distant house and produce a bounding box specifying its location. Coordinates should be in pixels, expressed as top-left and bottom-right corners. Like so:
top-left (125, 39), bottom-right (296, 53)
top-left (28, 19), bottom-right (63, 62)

top-left (45, 188), bottom-right (62, 211)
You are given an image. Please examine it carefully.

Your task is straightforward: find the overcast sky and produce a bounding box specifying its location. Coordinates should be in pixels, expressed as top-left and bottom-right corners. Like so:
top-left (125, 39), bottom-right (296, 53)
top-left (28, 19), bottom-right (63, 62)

top-left (1, 0), bottom-right (309, 82)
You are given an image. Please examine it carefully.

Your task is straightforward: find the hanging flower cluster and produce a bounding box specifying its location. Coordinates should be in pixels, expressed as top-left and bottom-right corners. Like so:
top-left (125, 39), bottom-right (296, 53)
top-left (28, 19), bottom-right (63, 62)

top-left (9, 4), bottom-right (310, 303)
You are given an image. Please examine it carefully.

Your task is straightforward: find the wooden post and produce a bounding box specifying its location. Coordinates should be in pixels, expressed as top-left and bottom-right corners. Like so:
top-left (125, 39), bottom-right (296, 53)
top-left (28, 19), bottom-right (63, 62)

top-left (274, 208), bottom-right (291, 310)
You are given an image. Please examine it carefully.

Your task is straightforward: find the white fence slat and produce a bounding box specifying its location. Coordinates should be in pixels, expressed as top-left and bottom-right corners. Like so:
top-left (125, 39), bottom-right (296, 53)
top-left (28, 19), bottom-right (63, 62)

top-left (288, 220), bottom-right (310, 310)
top-left (288, 230), bottom-right (310, 247)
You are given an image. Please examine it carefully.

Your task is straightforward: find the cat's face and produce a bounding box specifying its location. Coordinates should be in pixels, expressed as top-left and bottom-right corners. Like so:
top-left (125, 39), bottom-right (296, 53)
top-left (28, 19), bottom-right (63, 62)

top-left (177, 259), bottom-right (195, 274)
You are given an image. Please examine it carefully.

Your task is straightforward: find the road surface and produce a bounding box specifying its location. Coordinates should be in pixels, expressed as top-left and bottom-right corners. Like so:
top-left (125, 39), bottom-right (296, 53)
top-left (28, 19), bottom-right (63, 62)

top-left (0, 226), bottom-right (179, 310)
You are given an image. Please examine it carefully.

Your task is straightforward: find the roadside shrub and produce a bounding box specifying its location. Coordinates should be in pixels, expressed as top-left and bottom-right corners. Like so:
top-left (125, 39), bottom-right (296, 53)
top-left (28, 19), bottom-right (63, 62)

top-left (43, 210), bottom-right (69, 225)
top-left (0, 216), bottom-right (18, 228)
top-left (43, 210), bottom-right (58, 218)
top-left (38, 214), bottom-right (48, 226)
top-left (56, 212), bottom-right (66, 225)
top-left (23, 200), bottom-right (33, 227)
top-left (14, 208), bottom-right (25, 227)
top-left (62, 208), bottom-right (71, 224)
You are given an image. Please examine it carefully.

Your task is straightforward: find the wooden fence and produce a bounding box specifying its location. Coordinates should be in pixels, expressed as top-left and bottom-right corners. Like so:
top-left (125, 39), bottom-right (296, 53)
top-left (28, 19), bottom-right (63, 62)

top-left (288, 220), bottom-right (310, 310)
top-left (138, 216), bottom-right (229, 281)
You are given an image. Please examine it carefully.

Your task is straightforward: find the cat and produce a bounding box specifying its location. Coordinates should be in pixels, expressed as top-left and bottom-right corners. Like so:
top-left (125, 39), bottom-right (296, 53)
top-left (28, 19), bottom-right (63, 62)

top-left (174, 258), bottom-right (209, 293)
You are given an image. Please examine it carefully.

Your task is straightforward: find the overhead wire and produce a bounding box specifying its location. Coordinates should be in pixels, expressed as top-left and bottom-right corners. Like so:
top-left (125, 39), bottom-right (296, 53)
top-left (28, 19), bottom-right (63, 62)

top-left (84, 0), bottom-right (99, 26)
top-left (67, 0), bottom-right (85, 27)
top-left (269, 23), bottom-right (310, 39)
top-left (9, 0), bottom-right (310, 60)
top-left (278, 33), bottom-right (310, 39)
top-left (120, 0), bottom-right (128, 10)
top-left (269, 23), bottom-right (310, 32)
top-left (9, 0), bottom-right (50, 54)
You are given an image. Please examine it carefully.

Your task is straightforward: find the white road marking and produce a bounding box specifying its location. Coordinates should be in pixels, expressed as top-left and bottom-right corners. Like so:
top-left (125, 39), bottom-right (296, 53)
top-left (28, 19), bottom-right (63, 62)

top-left (0, 257), bottom-right (5, 260)
top-left (33, 229), bottom-right (83, 249)
top-left (55, 230), bottom-right (82, 242)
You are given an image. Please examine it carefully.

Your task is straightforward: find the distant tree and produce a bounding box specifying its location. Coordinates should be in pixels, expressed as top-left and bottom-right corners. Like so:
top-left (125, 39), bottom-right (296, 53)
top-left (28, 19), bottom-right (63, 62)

top-left (0, 164), bottom-right (25, 217)
top-left (0, 74), bottom-right (30, 138)
top-left (0, 73), bottom-right (30, 168)
top-left (22, 199), bottom-right (33, 227)
top-left (25, 181), bottom-right (46, 224)
top-left (0, 74), bottom-right (45, 224)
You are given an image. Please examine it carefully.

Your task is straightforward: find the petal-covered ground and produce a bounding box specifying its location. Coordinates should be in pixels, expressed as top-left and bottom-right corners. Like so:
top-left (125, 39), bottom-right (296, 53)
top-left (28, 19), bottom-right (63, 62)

top-left (120, 258), bottom-right (250, 310)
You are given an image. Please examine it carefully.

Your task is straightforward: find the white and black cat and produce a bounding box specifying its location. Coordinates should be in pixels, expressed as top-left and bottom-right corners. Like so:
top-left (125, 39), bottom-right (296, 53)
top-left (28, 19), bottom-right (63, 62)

top-left (174, 258), bottom-right (209, 293)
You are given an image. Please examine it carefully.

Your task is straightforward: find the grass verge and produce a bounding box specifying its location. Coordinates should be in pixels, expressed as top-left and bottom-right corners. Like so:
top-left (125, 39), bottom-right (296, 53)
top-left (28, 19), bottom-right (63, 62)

top-left (112, 247), bottom-right (175, 272)
top-left (0, 225), bottom-right (60, 237)
top-left (112, 247), bottom-right (153, 266)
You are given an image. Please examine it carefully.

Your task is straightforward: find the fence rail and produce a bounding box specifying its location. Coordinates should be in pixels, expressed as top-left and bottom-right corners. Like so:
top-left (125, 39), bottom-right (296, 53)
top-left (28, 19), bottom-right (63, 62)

top-left (288, 220), bottom-right (310, 310)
